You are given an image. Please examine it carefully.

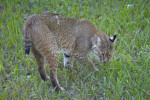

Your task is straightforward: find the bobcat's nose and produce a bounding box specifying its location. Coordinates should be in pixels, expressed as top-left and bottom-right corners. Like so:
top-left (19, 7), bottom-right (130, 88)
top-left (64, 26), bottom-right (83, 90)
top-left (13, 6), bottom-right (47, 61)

top-left (98, 57), bottom-right (107, 63)
top-left (104, 61), bottom-right (107, 63)
top-left (101, 58), bottom-right (108, 63)
top-left (101, 60), bottom-right (107, 63)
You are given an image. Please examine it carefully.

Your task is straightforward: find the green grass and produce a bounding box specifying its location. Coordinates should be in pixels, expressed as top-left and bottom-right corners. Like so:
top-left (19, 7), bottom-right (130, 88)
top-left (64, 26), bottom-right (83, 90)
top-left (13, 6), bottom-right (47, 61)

top-left (0, 0), bottom-right (150, 99)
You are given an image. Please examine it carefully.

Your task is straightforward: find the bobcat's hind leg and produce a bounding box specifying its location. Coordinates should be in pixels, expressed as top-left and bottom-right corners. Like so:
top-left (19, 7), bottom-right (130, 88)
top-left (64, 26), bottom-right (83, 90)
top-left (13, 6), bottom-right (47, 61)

top-left (42, 48), bottom-right (64, 92)
top-left (31, 46), bottom-right (49, 81)
top-left (63, 53), bottom-right (73, 69)
top-left (32, 23), bottom-right (64, 92)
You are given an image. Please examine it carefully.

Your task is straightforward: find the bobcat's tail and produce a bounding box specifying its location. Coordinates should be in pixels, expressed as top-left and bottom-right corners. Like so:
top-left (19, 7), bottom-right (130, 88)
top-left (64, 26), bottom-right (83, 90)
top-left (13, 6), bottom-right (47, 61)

top-left (25, 42), bottom-right (31, 55)
top-left (23, 21), bottom-right (32, 55)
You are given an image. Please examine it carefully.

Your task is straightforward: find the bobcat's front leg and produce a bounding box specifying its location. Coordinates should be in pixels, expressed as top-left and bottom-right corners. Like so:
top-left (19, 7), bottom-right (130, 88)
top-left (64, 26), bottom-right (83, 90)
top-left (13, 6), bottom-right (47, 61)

top-left (74, 53), bottom-right (99, 71)
top-left (63, 53), bottom-right (73, 69)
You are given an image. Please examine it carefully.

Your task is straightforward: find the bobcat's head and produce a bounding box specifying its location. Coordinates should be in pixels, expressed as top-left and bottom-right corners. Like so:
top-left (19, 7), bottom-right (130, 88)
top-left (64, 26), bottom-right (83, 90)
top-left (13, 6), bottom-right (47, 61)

top-left (91, 34), bottom-right (116, 63)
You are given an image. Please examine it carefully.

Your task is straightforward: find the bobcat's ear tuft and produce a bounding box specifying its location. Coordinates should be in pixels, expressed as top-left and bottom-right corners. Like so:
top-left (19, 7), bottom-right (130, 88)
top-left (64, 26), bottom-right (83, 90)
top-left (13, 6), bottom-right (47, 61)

top-left (109, 35), bottom-right (117, 42)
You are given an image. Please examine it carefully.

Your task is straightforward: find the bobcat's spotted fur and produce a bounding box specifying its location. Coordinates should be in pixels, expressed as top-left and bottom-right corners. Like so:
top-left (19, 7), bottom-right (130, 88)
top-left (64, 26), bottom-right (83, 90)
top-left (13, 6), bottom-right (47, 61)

top-left (23, 13), bottom-right (116, 92)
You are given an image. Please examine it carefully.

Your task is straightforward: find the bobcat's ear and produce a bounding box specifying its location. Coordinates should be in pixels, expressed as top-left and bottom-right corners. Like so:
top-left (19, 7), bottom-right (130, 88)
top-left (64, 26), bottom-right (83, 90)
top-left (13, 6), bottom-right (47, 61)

top-left (91, 35), bottom-right (101, 45)
top-left (92, 45), bottom-right (98, 54)
top-left (109, 35), bottom-right (117, 42)
top-left (96, 37), bottom-right (101, 45)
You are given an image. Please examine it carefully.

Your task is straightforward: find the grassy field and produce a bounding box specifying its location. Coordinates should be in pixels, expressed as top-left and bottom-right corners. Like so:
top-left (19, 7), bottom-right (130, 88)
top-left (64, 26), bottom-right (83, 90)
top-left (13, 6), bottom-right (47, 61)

top-left (0, 0), bottom-right (150, 99)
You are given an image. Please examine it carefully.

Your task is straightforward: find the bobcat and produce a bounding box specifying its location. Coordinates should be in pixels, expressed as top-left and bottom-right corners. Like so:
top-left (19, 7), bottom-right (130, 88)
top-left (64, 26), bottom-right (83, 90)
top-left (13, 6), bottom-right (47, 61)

top-left (23, 13), bottom-right (116, 92)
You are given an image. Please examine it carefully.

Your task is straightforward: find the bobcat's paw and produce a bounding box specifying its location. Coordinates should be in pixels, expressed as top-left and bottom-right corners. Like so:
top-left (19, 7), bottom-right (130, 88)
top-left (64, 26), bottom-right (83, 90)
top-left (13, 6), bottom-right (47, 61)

top-left (60, 87), bottom-right (65, 91)
top-left (56, 87), bottom-right (65, 93)
top-left (45, 76), bottom-right (50, 80)
top-left (42, 76), bottom-right (50, 81)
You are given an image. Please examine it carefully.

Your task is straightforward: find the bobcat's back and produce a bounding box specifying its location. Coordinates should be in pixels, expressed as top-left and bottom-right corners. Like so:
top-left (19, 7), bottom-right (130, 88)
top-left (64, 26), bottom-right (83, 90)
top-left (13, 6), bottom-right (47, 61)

top-left (23, 13), bottom-right (97, 54)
